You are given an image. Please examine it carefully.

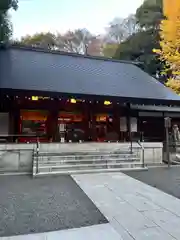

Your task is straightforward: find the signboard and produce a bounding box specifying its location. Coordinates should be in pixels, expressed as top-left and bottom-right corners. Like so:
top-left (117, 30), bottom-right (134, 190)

top-left (165, 112), bottom-right (180, 118)
top-left (164, 117), bottom-right (171, 128)
top-left (139, 111), bottom-right (163, 117)
top-left (21, 110), bottom-right (48, 121)
top-left (96, 114), bottom-right (107, 122)
top-left (131, 117), bottom-right (137, 132)
top-left (59, 123), bottom-right (65, 132)
top-left (120, 117), bottom-right (127, 132)
top-left (58, 112), bottom-right (82, 122)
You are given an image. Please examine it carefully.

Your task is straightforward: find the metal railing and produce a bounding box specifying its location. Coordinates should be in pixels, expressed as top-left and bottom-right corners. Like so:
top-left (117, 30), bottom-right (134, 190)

top-left (0, 134), bottom-right (41, 175)
top-left (137, 140), bottom-right (145, 168)
top-left (32, 139), bottom-right (144, 175)
top-left (0, 134), bottom-right (44, 143)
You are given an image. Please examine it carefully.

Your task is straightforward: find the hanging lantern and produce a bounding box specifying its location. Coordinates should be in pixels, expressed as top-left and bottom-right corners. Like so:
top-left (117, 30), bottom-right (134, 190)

top-left (70, 98), bottom-right (76, 104)
top-left (32, 96), bottom-right (38, 101)
top-left (104, 100), bottom-right (111, 106)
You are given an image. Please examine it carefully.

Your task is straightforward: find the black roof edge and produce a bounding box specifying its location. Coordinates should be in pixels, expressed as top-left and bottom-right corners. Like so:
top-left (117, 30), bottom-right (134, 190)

top-left (0, 43), bottom-right (143, 65)
top-left (1, 88), bottom-right (180, 107)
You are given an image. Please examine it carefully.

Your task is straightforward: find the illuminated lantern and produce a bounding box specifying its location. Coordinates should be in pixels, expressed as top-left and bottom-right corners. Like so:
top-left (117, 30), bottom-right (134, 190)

top-left (104, 100), bottom-right (111, 105)
top-left (32, 96), bottom-right (38, 101)
top-left (70, 98), bottom-right (77, 104)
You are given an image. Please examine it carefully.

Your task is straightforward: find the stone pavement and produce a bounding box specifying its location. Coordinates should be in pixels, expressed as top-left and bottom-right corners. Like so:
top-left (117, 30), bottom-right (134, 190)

top-left (2, 172), bottom-right (180, 239)
top-left (0, 223), bottom-right (120, 240)
top-left (73, 172), bottom-right (180, 239)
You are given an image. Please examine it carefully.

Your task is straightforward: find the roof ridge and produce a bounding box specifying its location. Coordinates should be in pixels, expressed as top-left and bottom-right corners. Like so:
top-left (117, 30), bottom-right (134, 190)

top-left (6, 43), bottom-right (142, 65)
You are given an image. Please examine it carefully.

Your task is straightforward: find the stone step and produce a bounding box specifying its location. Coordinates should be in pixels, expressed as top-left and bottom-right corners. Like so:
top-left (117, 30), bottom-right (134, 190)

top-left (34, 157), bottom-right (140, 165)
top-left (34, 150), bottom-right (133, 157)
top-left (33, 166), bottom-right (147, 177)
top-left (34, 161), bottom-right (142, 173)
top-left (35, 155), bottom-right (139, 162)
top-left (35, 153), bottom-right (138, 160)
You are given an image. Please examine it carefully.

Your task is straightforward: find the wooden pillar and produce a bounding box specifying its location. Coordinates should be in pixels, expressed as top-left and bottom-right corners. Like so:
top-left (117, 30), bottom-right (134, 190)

top-left (46, 110), bottom-right (58, 142)
top-left (82, 102), bottom-right (90, 142)
top-left (113, 105), bottom-right (120, 141)
top-left (89, 103), bottom-right (96, 141)
top-left (11, 103), bottom-right (20, 142)
top-left (53, 100), bottom-right (60, 142)
top-left (127, 103), bottom-right (132, 151)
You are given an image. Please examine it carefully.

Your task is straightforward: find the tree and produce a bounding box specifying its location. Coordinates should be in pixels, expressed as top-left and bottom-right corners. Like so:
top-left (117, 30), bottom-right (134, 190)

top-left (105, 14), bottom-right (139, 43)
top-left (103, 43), bottom-right (119, 58)
top-left (154, 0), bottom-right (180, 93)
top-left (0, 0), bottom-right (18, 10)
top-left (114, 29), bottom-right (164, 76)
top-left (20, 32), bottom-right (57, 50)
top-left (136, 0), bottom-right (163, 29)
top-left (0, 12), bottom-right (12, 43)
top-left (114, 0), bottom-right (164, 79)
top-left (86, 37), bottom-right (103, 56)
top-left (19, 29), bottom-right (103, 56)
top-left (0, 0), bottom-right (18, 43)
top-left (55, 29), bottom-right (96, 54)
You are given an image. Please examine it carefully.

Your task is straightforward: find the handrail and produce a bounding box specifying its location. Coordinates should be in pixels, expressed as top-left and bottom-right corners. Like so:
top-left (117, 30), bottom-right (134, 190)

top-left (137, 140), bottom-right (145, 168)
top-left (0, 134), bottom-right (44, 137)
top-left (36, 138), bottom-right (40, 174)
top-left (0, 134), bottom-right (46, 145)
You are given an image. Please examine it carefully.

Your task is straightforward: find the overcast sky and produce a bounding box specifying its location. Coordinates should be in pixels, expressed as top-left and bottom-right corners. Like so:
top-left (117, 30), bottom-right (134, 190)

top-left (11, 0), bottom-right (144, 39)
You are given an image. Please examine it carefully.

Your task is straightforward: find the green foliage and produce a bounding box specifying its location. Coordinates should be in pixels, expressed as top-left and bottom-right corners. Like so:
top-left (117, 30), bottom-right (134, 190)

top-left (0, 13), bottom-right (12, 43)
top-left (0, 0), bottom-right (18, 11)
top-left (114, 0), bottom-right (165, 79)
top-left (114, 29), bottom-right (163, 76)
top-left (18, 29), bottom-right (97, 54)
top-left (20, 32), bottom-right (56, 49)
top-left (0, 0), bottom-right (18, 43)
top-left (103, 43), bottom-right (118, 58)
top-left (136, 0), bottom-right (163, 29)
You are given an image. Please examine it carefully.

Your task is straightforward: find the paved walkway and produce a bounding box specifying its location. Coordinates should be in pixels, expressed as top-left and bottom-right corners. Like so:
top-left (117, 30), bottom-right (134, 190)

top-left (73, 172), bottom-right (180, 239)
top-left (0, 224), bottom-right (119, 240)
top-left (2, 172), bottom-right (180, 239)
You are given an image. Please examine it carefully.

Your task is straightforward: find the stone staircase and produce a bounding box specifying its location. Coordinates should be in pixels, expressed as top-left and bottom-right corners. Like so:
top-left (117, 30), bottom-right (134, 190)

top-left (33, 146), bottom-right (144, 177)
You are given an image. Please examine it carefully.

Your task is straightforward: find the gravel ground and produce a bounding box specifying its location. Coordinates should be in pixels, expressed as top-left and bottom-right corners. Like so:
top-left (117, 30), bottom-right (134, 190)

top-left (124, 166), bottom-right (180, 199)
top-left (0, 175), bottom-right (107, 237)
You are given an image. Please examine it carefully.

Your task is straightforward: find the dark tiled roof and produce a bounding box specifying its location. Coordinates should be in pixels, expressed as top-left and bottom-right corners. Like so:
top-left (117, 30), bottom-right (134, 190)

top-left (0, 46), bottom-right (180, 104)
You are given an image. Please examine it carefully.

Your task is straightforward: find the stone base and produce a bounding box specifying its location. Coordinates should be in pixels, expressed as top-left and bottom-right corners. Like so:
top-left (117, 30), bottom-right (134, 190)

top-left (0, 142), bottom-right (163, 174)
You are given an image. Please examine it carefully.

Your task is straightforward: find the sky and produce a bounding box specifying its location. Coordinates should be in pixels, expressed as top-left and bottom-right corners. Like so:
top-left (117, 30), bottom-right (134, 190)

top-left (11, 0), bottom-right (144, 39)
